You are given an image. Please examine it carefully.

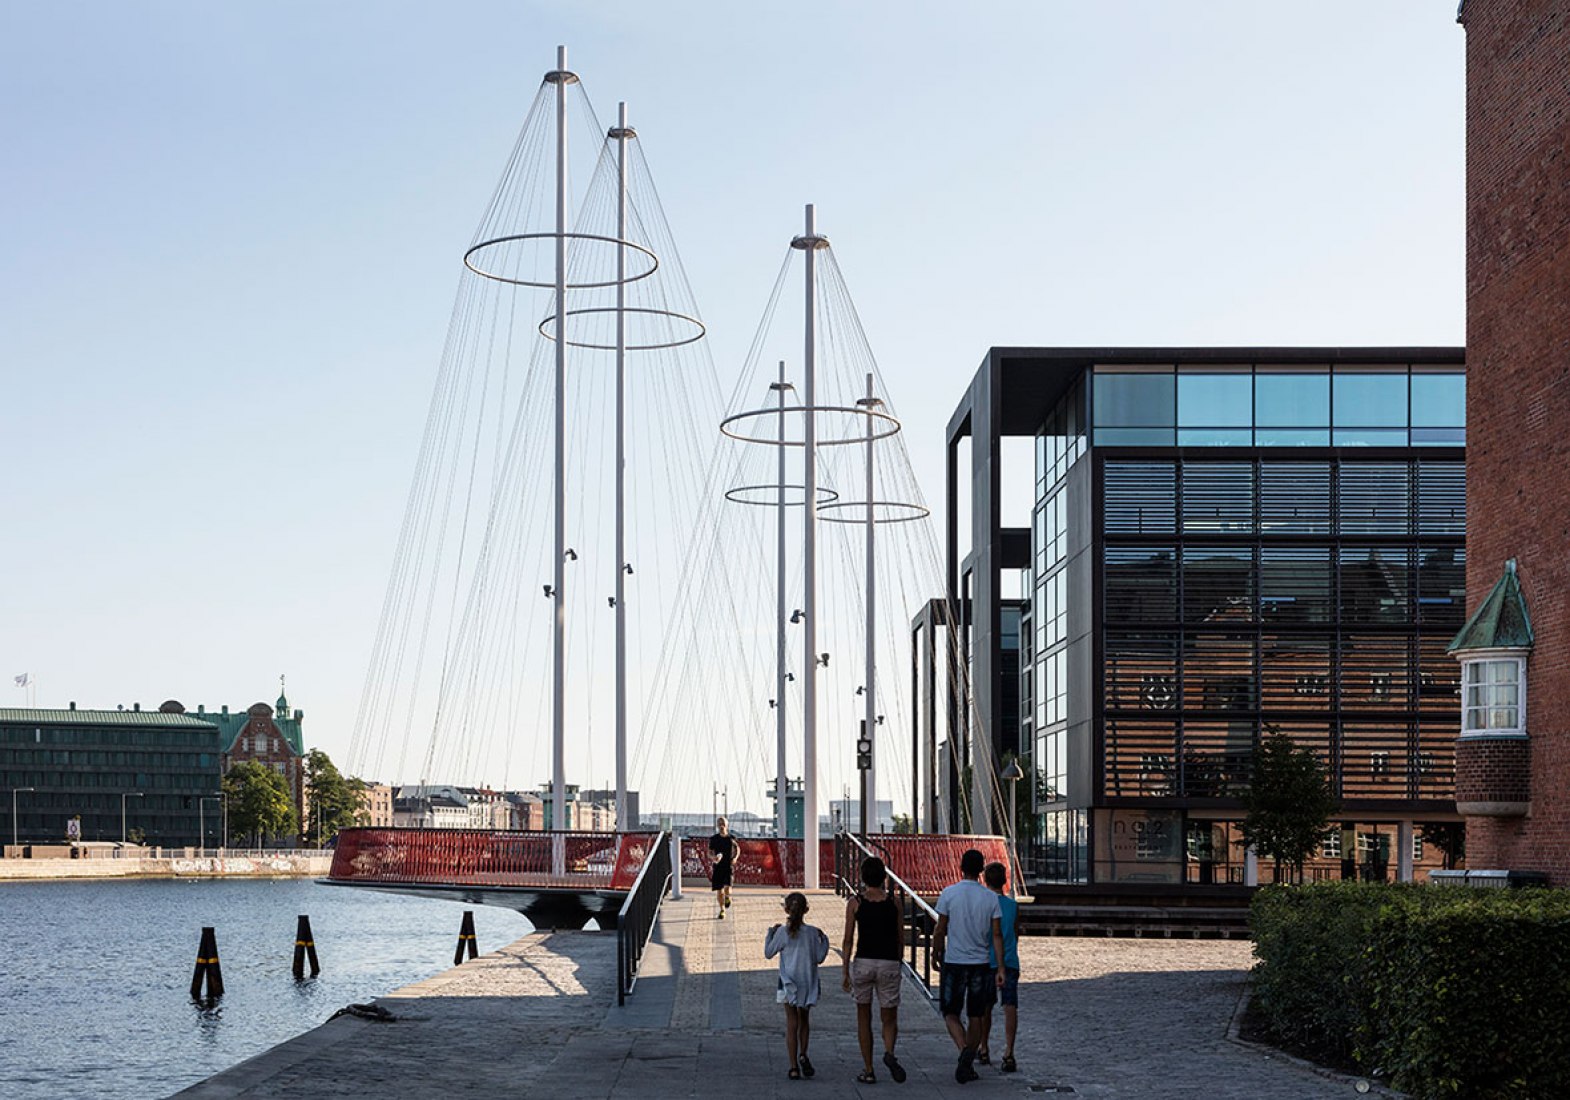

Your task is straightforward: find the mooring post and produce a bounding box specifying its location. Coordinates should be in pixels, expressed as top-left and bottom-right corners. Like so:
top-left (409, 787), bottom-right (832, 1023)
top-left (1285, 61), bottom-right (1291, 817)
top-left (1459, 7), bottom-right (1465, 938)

top-left (292, 914), bottom-right (320, 978)
top-left (454, 910), bottom-right (478, 966)
top-left (190, 926), bottom-right (225, 999)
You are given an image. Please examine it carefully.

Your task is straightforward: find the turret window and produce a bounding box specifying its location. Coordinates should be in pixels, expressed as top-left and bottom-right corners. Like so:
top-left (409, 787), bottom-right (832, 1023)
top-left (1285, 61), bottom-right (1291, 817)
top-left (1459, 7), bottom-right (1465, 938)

top-left (1462, 657), bottom-right (1524, 737)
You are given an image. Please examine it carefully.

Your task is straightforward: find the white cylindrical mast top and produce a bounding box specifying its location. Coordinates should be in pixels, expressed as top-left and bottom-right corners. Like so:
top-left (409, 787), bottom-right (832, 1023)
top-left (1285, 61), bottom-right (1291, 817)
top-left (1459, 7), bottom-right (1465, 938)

top-left (861, 372), bottom-right (878, 835)
top-left (773, 362), bottom-right (790, 842)
top-left (795, 203), bottom-right (824, 888)
top-left (551, 44), bottom-right (570, 852)
top-left (613, 100), bottom-right (631, 834)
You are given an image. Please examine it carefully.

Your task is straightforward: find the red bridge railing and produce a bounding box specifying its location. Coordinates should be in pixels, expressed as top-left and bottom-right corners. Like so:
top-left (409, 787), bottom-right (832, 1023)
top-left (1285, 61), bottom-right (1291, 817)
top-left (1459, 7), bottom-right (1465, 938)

top-left (856, 834), bottom-right (1015, 896)
top-left (680, 833), bottom-right (1014, 896)
top-left (328, 828), bottom-right (1012, 897)
top-left (328, 828), bottom-right (661, 890)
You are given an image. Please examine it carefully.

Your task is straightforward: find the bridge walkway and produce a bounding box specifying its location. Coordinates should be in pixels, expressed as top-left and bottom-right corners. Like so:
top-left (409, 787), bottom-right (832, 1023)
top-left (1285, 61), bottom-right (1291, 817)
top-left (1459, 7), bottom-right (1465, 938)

top-left (583, 888), bottom-right (985, 1095)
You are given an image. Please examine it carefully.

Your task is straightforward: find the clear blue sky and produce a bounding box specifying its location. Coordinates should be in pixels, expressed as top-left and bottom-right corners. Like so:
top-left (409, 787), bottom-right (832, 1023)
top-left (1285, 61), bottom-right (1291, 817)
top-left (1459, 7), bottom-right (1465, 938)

top-left (0, 3), bottom-right (1464, 804)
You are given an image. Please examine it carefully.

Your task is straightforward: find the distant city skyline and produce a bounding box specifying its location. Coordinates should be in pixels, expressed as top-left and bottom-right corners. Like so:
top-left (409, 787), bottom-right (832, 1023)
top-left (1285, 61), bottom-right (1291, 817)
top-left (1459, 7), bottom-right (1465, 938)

top-left (0, 4), bottom-right (1465, 814)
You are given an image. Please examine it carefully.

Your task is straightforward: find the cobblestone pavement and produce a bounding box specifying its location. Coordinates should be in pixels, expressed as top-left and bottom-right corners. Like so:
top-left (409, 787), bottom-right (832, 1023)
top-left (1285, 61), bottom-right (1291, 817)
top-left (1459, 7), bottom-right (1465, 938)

top-left (1009, 937), bottom-right (1348, 1099)
top-left (173, 889), bottom-right (1350, 1099)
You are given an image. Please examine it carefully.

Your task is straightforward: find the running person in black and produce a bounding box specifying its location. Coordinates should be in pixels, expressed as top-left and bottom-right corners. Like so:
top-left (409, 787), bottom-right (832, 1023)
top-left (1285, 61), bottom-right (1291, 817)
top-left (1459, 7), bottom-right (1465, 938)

top-left (708, 815), bottom-right (738, 918)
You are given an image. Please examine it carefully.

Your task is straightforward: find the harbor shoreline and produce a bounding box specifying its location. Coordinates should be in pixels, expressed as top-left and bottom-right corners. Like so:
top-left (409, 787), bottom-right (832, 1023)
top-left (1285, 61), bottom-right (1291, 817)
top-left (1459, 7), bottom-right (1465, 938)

top-left (0, 853), bottom-right (333, 881)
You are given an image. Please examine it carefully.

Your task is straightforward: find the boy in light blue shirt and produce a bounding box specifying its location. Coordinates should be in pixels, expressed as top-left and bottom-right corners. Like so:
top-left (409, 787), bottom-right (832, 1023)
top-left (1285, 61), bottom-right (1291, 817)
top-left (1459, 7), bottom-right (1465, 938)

top-left (978, 861), bottom-right (1021, 1073)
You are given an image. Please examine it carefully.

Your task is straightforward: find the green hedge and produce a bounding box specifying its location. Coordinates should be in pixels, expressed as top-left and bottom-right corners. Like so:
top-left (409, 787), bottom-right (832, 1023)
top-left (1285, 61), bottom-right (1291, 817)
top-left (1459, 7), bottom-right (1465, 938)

top-left (1250, 882), bottom-right (1570, 1099)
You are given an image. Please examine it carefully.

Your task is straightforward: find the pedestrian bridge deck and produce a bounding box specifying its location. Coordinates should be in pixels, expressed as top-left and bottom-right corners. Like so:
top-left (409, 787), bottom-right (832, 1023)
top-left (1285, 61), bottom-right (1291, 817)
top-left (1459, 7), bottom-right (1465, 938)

top-left (322, 828), bottom-right (1014, 927)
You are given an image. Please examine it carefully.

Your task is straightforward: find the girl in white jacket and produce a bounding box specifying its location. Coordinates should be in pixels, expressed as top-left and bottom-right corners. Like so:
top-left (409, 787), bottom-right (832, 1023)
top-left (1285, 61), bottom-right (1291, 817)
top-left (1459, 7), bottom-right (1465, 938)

top-left (766, 891), bottom-right (831, 1079)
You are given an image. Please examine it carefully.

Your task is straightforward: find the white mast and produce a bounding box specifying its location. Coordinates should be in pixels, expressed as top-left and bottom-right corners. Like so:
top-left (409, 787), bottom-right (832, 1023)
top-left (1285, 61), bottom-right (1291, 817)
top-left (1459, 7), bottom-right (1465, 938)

top-left (796, 204), bottom-right (823, 888)
top-left (772, 362), bottom-right (791, 841)
top-left (860, 372), bottom-right (879, 835)
top-left (551, 44), bottom-right (571, 857)
top-left (613, 101), bottom-right (631, 834)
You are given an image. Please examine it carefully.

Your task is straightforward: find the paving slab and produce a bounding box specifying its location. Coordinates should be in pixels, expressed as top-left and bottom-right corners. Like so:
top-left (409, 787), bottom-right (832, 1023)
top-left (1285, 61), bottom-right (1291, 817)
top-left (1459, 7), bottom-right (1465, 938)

top-left (172, 887), bottom-right (1353, 1099)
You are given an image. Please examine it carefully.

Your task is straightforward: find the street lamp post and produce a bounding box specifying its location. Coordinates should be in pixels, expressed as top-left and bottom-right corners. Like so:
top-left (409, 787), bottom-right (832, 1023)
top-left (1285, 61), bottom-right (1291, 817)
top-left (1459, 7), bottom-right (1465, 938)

top-left (200, 795), bottom-right (225, 855)
top-left (1001, 759), bottom-right (1025, 885)
top-left (121, 791), bottom-right (144, 846)
top-left (1000, 759), bottom-right (1025, 841)
top-left (10, 787), bottom-right (35, 850)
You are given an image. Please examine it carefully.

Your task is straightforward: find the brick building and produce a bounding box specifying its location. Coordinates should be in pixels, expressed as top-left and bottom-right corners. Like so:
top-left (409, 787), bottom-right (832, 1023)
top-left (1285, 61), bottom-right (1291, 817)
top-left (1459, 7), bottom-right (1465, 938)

top-left (202, 689), bottom-right (307, 842)
top-left (1455, 1), bottom-right (1570, 881)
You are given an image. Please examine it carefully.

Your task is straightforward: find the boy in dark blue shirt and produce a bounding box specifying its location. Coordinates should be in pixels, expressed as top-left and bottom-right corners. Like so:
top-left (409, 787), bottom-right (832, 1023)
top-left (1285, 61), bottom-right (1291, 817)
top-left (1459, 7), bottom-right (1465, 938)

top-left (978, 861), bottom-right (1020, 1073)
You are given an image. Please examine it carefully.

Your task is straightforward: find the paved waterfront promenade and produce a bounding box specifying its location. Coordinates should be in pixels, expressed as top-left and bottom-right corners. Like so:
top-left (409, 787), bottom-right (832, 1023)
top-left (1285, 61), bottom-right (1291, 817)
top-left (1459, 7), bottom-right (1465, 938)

top-left (173, 888), bottom-right (1351, 1099)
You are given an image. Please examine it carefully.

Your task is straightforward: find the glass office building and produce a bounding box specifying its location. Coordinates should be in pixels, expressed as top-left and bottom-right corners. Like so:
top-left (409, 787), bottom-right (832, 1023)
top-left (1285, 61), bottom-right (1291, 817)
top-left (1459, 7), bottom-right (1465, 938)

top-left (0, 705), bottom-right (224, 847)
top-left (929, 349), bottom-right (1465, 889)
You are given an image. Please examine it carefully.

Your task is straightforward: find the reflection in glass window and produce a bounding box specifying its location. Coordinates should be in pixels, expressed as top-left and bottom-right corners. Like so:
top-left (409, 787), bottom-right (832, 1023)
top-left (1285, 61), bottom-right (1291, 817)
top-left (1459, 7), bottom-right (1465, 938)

top-left (1097, 427), bottom-right (1177, 446)
top-left (1260, 462), bottom-right (1332, 533)
top-left (1002, 607), bottom-right (1022, 648)
top-left (1255, 428), bottom-right (1330, 447)
top-left (1178, 374), bottom-right (1252, 427)
top-left (1038, 377), bottom-right (1088, 486)
top-left (1105, 548), bottom-right (1177, 622)
top-left (1333, 372), bottom-right (1408, 427)
top-left (1179, 429), bottom-right (1253, 446)
top-left (1093, 371), bottom-right (1175, 427)
top-left (1256, 373), bottom-right (1329, 427)
top-left (1410, 373), bottom-right (1465, 427)
top-left (1333, 428), bottom-right (1409, 447)
top-left (1182, 546), bottom-right (1255, 623)
top-left (1260, 547), bottom-right (1332, 622)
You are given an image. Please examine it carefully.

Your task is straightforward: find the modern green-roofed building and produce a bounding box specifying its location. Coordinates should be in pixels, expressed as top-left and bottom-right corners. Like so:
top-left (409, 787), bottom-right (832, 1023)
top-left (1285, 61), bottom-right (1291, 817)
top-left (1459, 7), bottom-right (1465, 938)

top-left (0, 701), bottom-right (223, 846)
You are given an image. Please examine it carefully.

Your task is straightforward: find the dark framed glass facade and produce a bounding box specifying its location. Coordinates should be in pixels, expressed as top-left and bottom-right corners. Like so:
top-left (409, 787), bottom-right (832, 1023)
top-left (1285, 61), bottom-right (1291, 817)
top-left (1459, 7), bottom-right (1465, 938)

top-left (1099, 455), bottom-right (1465, 806)
top-left (1090, 363), bottom-right (1465, 448)
top-left (0, 712), bottom-right (223, 846)
top-left (946, 346), bottom-right (1465, 889)
top-left (1027, 378), bottom-right (1088, 881)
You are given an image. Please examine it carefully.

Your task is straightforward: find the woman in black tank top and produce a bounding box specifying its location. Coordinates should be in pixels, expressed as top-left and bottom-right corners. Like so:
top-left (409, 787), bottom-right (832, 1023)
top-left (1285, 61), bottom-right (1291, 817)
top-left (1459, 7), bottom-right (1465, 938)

top-left (854, 893), bottom-right (902, 960)
top-left (839, 856), bottom-right (908, 1084)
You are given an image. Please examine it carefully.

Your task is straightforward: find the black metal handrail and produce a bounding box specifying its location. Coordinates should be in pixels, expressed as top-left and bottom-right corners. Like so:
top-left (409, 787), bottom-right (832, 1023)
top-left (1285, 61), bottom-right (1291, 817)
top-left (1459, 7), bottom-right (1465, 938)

top-left (833, 831), bottom-right (941, 1006)
top-left (616, 830), bottom-right (672, 1005)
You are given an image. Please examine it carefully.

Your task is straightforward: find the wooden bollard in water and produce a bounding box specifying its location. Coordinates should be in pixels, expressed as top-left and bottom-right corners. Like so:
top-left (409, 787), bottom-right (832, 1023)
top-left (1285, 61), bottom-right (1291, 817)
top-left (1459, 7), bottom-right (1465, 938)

top-left (190, 926), bottom-right (225, 999)
top-left (453, 910), bottom-right (478, 966)
top-left (292, 914), bottom-right (320, 978)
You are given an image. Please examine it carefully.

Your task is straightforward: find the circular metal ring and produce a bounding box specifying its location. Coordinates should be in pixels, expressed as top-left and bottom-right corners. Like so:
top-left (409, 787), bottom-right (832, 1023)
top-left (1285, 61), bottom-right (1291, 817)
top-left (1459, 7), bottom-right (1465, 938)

top-left (538, 306), bottom-right (707, 351)
top-left (817, 500), bottom-right (932, 524)
top-left (463, 232), bottom-right (659, 289)
top-left (719, 404), bottom-right (902, 448)
top-left (723, 484), bottom-right (842, 507)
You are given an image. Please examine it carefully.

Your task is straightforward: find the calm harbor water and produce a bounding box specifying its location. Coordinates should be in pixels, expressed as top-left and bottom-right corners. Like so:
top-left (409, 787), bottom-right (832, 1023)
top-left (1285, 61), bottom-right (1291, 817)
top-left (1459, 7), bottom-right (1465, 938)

top-left (0, 878), bottom-right (534, 1100)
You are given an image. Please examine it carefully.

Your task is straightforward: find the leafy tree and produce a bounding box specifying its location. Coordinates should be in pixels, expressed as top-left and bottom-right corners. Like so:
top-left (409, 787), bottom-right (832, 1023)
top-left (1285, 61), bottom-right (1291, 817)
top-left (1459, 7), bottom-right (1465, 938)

top-left (1240, 728), bottom-right (1339, 882)
top-left (891, 813), bottom-right (914, 835)
top-left (223, 761), bottom-right (296, 847)
top-left (1419, 821), bottom-right (1466, 869)
top-left (301, 749), bottom-right (366, 846)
